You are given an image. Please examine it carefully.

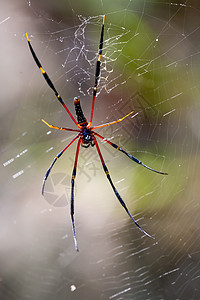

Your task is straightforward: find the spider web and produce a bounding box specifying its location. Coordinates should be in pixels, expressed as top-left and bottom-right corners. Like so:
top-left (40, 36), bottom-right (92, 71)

top-left (1, 1), bottom-right (200, 299)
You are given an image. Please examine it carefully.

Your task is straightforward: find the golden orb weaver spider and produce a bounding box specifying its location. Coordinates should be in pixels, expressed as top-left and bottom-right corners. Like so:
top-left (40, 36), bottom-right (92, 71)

top-left (26, 15), bottom-right (168, 251)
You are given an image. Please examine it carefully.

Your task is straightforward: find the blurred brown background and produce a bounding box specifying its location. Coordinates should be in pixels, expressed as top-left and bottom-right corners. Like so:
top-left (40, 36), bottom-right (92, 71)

top-left (0, 0), bottom-right (200, 299)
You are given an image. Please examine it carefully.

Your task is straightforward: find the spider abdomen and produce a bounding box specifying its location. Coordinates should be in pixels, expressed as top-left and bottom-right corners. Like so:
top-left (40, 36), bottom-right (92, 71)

top-left (74, 97), bottom-right (87, 125)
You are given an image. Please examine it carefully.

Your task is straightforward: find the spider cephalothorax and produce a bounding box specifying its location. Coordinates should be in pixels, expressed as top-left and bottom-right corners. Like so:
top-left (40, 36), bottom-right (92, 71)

top-left (80, 127), bottom-right (95, 148)
top-left (26, 15), bottom-right (167, 251)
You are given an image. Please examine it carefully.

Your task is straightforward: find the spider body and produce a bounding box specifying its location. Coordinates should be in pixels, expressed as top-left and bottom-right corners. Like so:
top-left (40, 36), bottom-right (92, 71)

top-left (26, 15), bottom-right (167, 251)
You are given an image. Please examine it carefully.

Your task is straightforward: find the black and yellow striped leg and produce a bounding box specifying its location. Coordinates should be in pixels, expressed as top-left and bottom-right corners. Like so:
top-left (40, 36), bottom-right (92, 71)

top-left (70, 138), bottom-right (81, 251)
top-left (25, 33), bottom-right (78, 127)
top-left (89, 15), bottom-right (105, 126)
top-left (93, 136), bottom-right (154, 239)
top-left (42, 135), bottom-right (79, 195)
top-left (93, 15), bottom-right (105, 93)
top-left (94, 133), bottom-right (168, 175)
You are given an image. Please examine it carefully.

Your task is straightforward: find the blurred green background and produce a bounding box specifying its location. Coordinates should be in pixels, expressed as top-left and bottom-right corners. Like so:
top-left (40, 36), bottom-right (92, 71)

top-left (0, 0), bottom-right (200, 299)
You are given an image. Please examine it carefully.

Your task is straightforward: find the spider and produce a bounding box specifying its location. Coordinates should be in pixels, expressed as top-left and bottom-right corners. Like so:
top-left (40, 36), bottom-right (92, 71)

top-left (26, 15), bottom-right (167, 251)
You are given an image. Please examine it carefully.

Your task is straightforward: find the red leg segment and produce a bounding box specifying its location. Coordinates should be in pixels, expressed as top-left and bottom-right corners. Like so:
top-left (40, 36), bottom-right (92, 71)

top-left (70, 138), bottom-right (81, 251)
top-left (42, 135), bottom-right (79, 195)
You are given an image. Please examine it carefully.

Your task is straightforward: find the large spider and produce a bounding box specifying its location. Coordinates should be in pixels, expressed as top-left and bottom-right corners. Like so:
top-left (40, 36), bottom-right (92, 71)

top-left (26, 16), bottom-right (167, 251)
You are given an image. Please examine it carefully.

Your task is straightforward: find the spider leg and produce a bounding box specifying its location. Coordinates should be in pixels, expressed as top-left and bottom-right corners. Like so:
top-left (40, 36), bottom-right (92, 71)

top-left (42, 135), bottom-right (79, 195)
top-left (92, 111), bottom-right (134, 130)
top-left (41, 119), bottom-right (80, 132)
top-left (94, 133), bottom-right (168, 175)
top-left (25, 33), bottom-right (79, 127)
top-left (93, 136), bottom-right (154, 239)
top-left (70, 138), bottom-right (81, 251)
top-left (88, 15), bottom-right (105, 127)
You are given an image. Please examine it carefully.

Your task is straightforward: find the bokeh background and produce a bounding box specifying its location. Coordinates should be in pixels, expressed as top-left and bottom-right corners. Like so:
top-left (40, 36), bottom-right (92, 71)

top-left (1, 0), bottom-right (200, 299)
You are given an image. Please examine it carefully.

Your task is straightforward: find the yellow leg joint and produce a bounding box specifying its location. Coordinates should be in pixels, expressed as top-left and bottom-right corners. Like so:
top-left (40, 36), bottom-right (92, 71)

top-left (40, 67), bottom-right (46, 74)
top-left (25, 32), bottom-right (29, 42)
top-left (41, 119), bottom-right (49, 126)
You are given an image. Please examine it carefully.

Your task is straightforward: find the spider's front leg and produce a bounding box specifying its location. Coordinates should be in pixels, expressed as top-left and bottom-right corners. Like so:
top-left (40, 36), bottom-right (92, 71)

top-left (25, 33), bottom-right (79, 127)
top-left (88, 15), bottom-right (105, 127)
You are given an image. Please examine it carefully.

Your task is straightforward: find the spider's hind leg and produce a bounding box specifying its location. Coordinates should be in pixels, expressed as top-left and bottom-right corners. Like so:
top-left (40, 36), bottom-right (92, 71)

top-left (93, 136), bottom-right (154, 239)
top-left (70, 138), bottom-right (81, 251)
